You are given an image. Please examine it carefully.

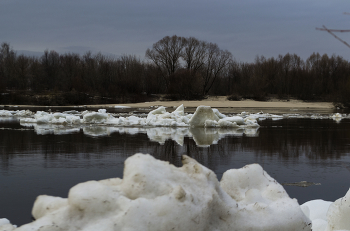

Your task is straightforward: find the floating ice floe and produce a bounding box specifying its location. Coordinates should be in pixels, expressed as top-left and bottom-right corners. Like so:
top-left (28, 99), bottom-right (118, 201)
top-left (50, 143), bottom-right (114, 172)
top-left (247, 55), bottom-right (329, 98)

top-left (2, 107), bottom-right (347, 128)
top-left (20, 111), bottom-right (81, 125)
top-left (82, 109), bottom-right (110, 124)
top-left (0, 110), bottom-right (33, 117)
top-left (18, 105), bottom-right (260, 128)
top-left (331, 113), bottom-right (342, 123)
top-left (1, 153), bottom-right (312, 231)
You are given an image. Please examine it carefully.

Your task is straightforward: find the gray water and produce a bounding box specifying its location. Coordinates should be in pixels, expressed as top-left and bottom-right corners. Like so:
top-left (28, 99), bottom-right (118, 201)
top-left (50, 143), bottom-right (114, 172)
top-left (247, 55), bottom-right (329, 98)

top-left (1, 115), bottom-right (350, 226)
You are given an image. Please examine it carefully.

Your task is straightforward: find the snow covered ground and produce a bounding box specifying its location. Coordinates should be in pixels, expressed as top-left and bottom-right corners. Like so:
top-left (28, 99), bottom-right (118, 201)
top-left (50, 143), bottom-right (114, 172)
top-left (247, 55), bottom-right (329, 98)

top-left (0, 105), bottom-right (349, 230)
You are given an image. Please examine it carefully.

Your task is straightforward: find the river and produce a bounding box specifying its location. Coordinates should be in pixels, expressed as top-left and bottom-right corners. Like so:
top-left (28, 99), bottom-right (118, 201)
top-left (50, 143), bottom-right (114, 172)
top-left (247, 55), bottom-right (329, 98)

top-left (1, 108), bottom-right (350, 226)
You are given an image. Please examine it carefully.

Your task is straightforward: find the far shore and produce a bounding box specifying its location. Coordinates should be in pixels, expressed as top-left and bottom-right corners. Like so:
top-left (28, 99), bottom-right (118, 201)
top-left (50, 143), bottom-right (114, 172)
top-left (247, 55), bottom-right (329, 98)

top-left (116, 97), bottom-right (334, 109)
top-left (2, 97), bottom-right (338, 114)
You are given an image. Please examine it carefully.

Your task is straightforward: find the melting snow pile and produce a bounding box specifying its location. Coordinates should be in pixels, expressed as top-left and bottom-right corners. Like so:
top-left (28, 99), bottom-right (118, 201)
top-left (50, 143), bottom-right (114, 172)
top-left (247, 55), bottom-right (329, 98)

top-left (1, 154), bottom-right (311, 231)
top-left (19, 105), bottom-right (260, 128)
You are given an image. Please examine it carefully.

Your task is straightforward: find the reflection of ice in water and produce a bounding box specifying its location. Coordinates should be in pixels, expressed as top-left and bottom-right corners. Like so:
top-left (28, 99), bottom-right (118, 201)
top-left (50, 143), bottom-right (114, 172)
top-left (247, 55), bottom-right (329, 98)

top-left (0, 117), bottom-right (19, 123)
top-left (20, 122), bottom-right (259, 146)
top-left (83, 126), bottom-right (123, 137)
top-left (146, 127), bottom-right (190, 145)
top-left (82, 126), bottom-right (259, 146)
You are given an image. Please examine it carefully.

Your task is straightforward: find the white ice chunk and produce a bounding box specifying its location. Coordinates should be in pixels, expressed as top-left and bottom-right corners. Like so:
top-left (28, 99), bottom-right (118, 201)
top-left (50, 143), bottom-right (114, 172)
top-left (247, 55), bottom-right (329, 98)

top-left (331, 113), bottom-right (342, 123)
top-left (146, 106), bottom-right (167, 120)
top-left (11, 154), bottom-right (311, 231)
top-left (0, 218), bottom-right (16, 230)
top-left (220, 163), bottom-right (310, 230)
top-left (218, 120), bottom-right (238, 127)
top-left (83, 111), bottom-right (110, 123)
top-left (189, 105), bottom-right (219, 127)
top-left (219, 116), bottom-right (245, 125)
top-left (331, 113), bottom-right (342, 118)
top-left (244, 116), bottom-right (260, 127)
top-left (213, 108), bottom-right (226, 119)
top-left (144, 105), bottom-right (189, 127)
top-left (325, 188), bottom-right (350, 231)
top-left (301, 199), bottom-right (332, 231)
top-left (16, 105), bottom-right (260, 129)
top-left (0, 110), bottom-right (33, 117)
top-left (0, 110), bottom-right (13, 117)
top-left (32, 195), bottom-right (68, 219)
top-left (173, 104), bottom-right (185, 116)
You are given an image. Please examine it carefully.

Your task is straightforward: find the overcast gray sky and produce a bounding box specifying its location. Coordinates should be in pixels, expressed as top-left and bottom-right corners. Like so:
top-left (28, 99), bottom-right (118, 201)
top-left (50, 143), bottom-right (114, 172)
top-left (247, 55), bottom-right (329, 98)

top-left (1, 0), bottom-right (349, 62)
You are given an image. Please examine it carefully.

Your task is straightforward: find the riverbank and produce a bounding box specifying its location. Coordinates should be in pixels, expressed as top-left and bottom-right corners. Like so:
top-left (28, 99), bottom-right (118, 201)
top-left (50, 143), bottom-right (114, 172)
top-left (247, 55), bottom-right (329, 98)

top-left (4, 96), bottom-right (334, 109)
top-left (2, 96), bottom-right (338, 115)
top-left (116, 97), bottom-right (334, 109)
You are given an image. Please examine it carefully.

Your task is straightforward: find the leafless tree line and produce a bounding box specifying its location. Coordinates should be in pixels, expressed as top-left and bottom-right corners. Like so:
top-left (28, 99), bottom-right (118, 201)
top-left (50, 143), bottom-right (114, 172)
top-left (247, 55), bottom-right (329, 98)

top-left (1, 36), bottom-right (350, 106)
top-left (224, 53), bottom-right (350, 108)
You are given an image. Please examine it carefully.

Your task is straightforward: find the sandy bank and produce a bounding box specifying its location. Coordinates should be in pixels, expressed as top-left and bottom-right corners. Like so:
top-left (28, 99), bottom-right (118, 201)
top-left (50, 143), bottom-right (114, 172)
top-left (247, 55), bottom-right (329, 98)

top-left (3, 96), bottom-right (335, 114)
top-left (105, 96), bottom-right (333, 110)
top-left (117, 98), bottom-right (333, 109)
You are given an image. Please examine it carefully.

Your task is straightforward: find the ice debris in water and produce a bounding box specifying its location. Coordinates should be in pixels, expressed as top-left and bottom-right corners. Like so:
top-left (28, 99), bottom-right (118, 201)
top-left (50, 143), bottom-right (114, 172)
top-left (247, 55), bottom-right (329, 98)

top-left (20, 111), bottom-right (81, 125)
top-left (0, 154), bottom-right (311, 231)
top-left (331, 113), bottom-right (342, 123)
top-left (0, 219), bottom-right (16, 230)
top-left (0, 110), bottom-right (33, 117)
top-left (18, 105), bottom-right (260, 128)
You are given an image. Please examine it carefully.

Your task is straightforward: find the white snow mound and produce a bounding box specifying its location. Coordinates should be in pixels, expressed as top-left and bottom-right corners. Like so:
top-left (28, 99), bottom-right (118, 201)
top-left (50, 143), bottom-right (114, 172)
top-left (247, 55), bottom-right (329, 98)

top-left (4, 154), bottom-right (311, 231)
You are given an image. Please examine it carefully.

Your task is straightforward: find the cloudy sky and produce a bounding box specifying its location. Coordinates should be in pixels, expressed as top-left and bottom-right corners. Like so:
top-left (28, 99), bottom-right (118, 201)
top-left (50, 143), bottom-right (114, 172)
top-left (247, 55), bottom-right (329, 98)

top-left (1, 0), bottom-right (349, 62)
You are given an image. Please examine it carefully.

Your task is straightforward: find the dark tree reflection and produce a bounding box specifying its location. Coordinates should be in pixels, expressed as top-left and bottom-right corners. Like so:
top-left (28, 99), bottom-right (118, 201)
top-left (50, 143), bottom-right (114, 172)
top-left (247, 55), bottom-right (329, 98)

top-left (1, 118), bottom-right (350, 171)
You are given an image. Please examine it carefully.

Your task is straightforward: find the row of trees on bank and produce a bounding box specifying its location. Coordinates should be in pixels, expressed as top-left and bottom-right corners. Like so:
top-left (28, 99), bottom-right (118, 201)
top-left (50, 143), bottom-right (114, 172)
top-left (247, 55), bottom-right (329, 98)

top-left (1, 36), bottom-right (350, 106)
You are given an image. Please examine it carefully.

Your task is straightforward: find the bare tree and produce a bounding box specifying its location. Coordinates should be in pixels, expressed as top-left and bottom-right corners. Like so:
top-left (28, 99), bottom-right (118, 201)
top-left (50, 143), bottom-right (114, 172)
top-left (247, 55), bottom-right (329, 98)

top-left (145, 35), bottom-right (186, 89)
top-left (182, 37), bottom-right (207, 75)
top-left (15, 55), bottom-right (31, 89)
top-left (0, 43), bottom-right (16, 89)
top-left (201, 43), bottom-right (232, 95)
top-left (41, 50), bottom-right (60, 90)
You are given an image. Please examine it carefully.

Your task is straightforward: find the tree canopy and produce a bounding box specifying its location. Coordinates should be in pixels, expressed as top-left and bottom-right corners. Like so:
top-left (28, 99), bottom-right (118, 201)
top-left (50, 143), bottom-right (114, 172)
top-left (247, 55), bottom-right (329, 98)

top-left (146, 35), bottom-right (232, 95)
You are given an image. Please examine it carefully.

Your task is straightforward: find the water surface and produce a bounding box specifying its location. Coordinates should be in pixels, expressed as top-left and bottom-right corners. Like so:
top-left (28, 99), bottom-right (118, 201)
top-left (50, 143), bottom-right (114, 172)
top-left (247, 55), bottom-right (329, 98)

top-left (1, 115), bottom-right (350, 226)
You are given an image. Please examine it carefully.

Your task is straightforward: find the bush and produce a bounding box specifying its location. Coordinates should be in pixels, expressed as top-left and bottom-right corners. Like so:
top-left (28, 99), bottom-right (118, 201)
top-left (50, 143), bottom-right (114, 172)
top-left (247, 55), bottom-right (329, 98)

top-left (227, 94), bottom-right (242, 101)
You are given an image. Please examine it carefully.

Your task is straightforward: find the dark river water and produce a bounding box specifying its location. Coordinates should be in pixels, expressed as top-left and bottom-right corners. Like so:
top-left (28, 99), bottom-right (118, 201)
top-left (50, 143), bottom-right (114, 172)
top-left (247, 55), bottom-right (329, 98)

top-left (1, 113), bottom-right (350, 226)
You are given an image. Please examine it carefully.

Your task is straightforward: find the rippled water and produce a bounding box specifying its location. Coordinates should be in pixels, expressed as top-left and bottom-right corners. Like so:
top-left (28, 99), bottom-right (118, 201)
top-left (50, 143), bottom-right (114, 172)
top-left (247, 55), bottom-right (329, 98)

top-left (1, 113), bottom-right (350, 226)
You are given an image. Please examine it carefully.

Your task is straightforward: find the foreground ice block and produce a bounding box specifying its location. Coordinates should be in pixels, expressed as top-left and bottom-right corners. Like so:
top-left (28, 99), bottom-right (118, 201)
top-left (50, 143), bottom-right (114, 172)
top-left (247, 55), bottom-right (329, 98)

top-left (300, 199), bottom-right (332, 231)
top-left (2, 154), bottom-right (311, 231)
top-left (300, 189), bottom-right (350, 231)
top-left (325, 189), bottom-right (350, 231)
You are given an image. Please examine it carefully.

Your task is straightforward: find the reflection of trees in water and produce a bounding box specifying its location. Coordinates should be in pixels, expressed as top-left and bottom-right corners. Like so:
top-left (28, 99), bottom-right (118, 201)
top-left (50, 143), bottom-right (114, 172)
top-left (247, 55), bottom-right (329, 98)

top-left (149, 137), bottom-right (240, 173)
top-left (249, 119), bottom-right (350, 160)
top-left (1, 119), bottom-right (350, 171)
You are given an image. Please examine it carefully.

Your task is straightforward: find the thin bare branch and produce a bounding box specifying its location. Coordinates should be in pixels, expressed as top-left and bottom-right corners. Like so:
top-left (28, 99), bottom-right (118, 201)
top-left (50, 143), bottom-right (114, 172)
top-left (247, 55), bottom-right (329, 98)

top-left (317, 25), bottom-right (350, 49)
top-left (316, 28), bottom-right (350, 32)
